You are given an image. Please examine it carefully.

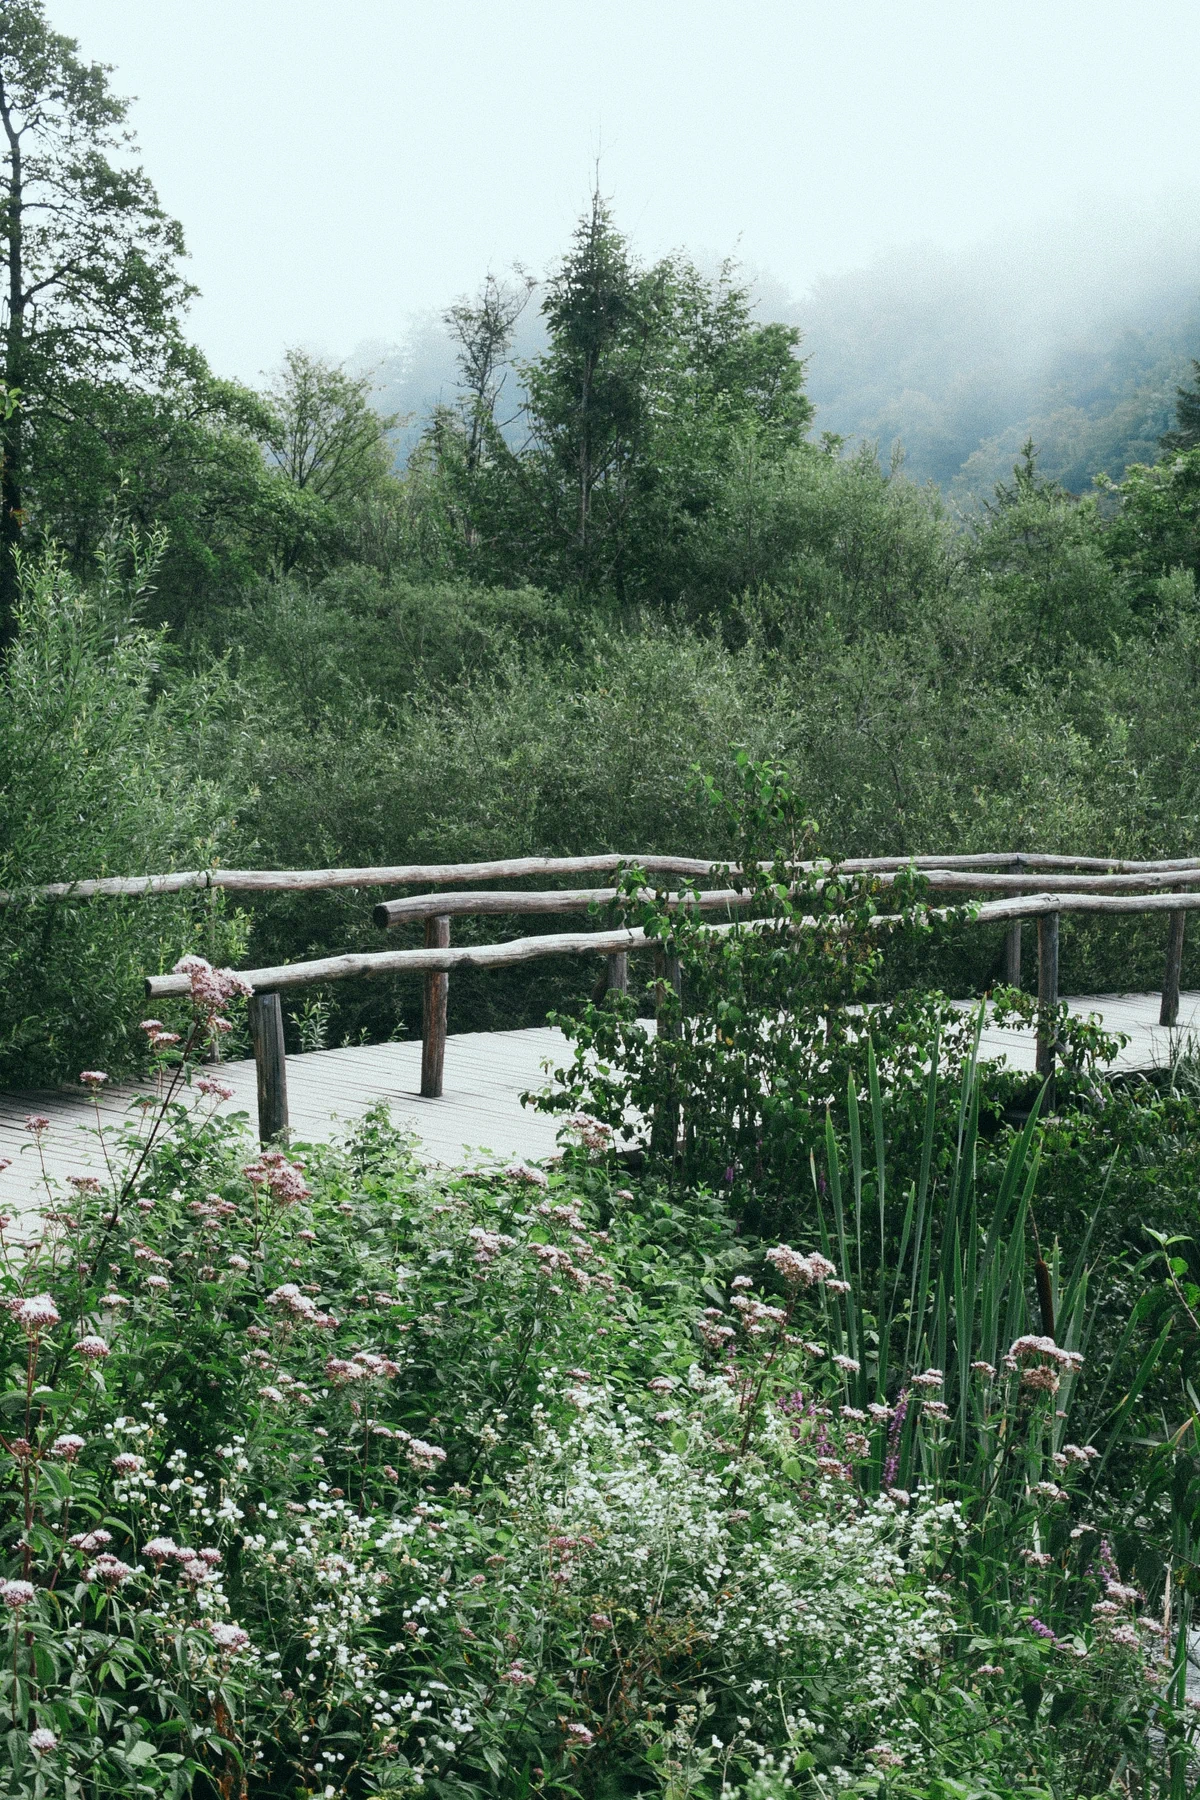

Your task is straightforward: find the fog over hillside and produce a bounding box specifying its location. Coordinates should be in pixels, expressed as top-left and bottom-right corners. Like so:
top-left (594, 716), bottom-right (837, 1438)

top-left (358, 195), bottom-right (1200, 502)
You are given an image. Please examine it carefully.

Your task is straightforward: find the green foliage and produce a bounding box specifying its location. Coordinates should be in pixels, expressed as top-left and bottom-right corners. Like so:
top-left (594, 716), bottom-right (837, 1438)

top-left (0, 977), bottom-right (1193, 1796)
top-left (0, 0), bottom-right (194, 623)
top-left (971, 444), bottom-right (1131, 657)
top-left (0, 534), bottom-right (244, 1084)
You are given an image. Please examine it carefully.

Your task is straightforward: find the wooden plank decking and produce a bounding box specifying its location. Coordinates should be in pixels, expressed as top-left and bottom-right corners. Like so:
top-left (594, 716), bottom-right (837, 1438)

top-left (2, 992), bottom-right (1199, 1213)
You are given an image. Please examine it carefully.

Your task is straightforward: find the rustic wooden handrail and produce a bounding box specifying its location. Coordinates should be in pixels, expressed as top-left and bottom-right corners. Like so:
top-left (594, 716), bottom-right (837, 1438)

top-left (374, 867), bottom-right (1200, 928)
top-left (14, 848), bottom-right (1200, 909)
top-left (148, 889), bottom-right (1200, 1004)
top-left (131, 861), bottom-right (1200, 1142)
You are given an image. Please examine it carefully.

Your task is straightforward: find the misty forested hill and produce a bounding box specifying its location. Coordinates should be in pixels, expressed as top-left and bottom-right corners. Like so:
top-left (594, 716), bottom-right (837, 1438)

top-left (366, 201), bottom-right (1200, 499)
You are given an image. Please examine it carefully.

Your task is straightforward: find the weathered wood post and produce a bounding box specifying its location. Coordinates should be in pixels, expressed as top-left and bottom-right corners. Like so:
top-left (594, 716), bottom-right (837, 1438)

top-left (652, 947), bottom-right (683, 1156)
top-left (1036, 911), bottom-right (1059, 1094)
top-left (1160, 909), bottom-right (1186, 1027)
top-left (1004, 921), bottom-right (1022, 988)
top-left (421, 914), bottom-right (450, 1098)
top-left (605, 951), bottom-right (629, 998)
top-left (248, 990), bottom-right (289, 1143)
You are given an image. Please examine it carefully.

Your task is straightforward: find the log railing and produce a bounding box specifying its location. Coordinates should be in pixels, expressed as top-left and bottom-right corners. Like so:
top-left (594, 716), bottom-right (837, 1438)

top-left (13, 851), bottom-right (1200, 1143)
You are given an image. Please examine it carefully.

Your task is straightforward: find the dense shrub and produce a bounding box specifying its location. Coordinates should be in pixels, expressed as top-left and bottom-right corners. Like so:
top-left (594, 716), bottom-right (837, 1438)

top-left (0, 965), bottom-right (1193, 1797)
top-left (0, 538), bottom-right (246, 1087)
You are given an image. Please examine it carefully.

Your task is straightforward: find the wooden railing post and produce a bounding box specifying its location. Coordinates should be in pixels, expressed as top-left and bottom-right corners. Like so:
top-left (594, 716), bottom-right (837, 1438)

top-left (248, 991), bottom-right (289, 1144)
top-left (1004, 921), bottom-right (1022, 988)
top-left (421, 915), bottom-right (450, 1098)
top-left (1161, 908), bottom-right (1186, 1027)
top-left (1036, 912), bottom-right (1059, 1090)
top-left (652, 948), bottom-right (683, 1156)
top-left (605, 951), bottom-right (629, 997)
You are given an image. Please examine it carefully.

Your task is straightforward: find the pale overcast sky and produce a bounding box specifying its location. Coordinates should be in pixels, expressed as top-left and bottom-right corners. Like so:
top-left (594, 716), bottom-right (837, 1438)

top-left (49, 0), bottom-right (1200, 382)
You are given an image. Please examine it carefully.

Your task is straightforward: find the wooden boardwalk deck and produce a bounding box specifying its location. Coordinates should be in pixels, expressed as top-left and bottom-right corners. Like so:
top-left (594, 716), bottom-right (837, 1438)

top-left (2, 991), bottom-right (1199, 1212)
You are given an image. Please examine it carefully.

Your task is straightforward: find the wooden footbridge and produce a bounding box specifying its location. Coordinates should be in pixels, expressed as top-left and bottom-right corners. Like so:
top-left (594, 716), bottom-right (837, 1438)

top-left (4, 850), bottom-right (1200, 1207)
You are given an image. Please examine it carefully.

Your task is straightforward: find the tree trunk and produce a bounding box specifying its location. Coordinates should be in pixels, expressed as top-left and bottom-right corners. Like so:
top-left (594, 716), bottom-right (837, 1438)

top-left (0, 93), bottom-right (23, 645)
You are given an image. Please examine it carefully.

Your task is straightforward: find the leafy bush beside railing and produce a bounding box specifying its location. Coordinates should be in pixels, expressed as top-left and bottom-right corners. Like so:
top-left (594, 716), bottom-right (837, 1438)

top-left (0, 953), bottom-right (1194, 1797)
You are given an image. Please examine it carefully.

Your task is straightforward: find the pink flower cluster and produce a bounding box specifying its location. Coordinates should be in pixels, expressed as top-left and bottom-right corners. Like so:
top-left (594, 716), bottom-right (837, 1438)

top-left (265, 1283), bottom-right (337, 1328)
top-left (140, 1019), bottom-right (181, 1050)
top-left (467, 1226), bottom-right (517, 1266)
top-left (1005, 1335), bottom-right (1084, 1395)
top-left (5, 1294), bottom-right (60, 1334)
top-left (244, 1150), bottom-right (310, 1206)
top-left (765, 1245), bottom-right (837, 1288)
top-left (566, 1114), bottom-right (613, 1155)
top-left (172, 955), bottom-right (253, 1020)
top-left (324, 1350), bottom-right (402, 1385)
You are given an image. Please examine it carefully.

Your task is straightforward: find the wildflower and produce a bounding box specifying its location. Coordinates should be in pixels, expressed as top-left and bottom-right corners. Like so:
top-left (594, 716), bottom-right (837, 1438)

top-left (49, 1434), bottom-right (86, 1461)
top-left (266, 1283), bottom-right (318, 1321)
top-left (403, 1437), bottom-right (446, 1473)
top-left (977, 1663), bottom-right (1004, 1676)
top-left (867, 1402), bottom-right (892, 1421)
top-left (196, 1078), bottom-right (235, 1101)
top-left (13, 1294), bottom-right (59, 1332)
top-left (589, 1612), bottom-right (613, 1629)
top-left (731, 1274), bottom-right (754, 1289)
top-left (28, 1728), bottom-right (57, 1753)
top-left (840, 1406), bottom-right (867, 1421)
top-left (1033, 1481), bottom-right (1070, 1503)
top-left (74, 1335), bottom-right (110, 1361)
top-left (503, 1162), bottom-right (548, 1189)
top-left (1, 1580), bottom-right (35, 1608)
top-left (921, 1399), bottom-right (951, 1422)
top-left (971, 1360), bottom-right (996, 1377)
top-left (1021, 1550), bottom-right (1053, 1567)
top-left (139, 1019), bottom-right (164, 1033)
top-left (173, 955), bottom-right (253, 1016)
top-left (227, 1254), bottom-right (250, 1272)
top-left (24, 1115), bottom-right (50, 1134)
top-left (826, 1279), bottom-right (852, 1294)
top-left (66, 1175), bottom-right (102, 1193)
top-left (87, 1554), bottom-right (134, 1587)
top-left (143, 1537), bottom-right (178, 1565)
top-left (765, 1244), bottom-right (836, 1287)
top-left (79, 1071), bottom-right (109, 1088)
top-left (145, 1275), bottom-right (170, 1292)
top-left (199, 1548), bottom-right (221, 1565)
top-left (1105, 1580), bottom-right (1140, 1605)
top-left (69, 1529), bottom-right (111, 1551)
top-left (911, 1368), bottom-right (944, 1389)
top-left (112, 1453), bottom-right (143, 1474)
top-left (567, 1113), bottom-right (613, 1153)
top-left (868, 1746), bottom-right (904, 1770)
top-left (258, 1385), bottom-right (286, 1404)
top-left (832, 1354), bottom-right (860, 1373)
top-left (244, 1150), bottom-right (310, 1205)
top-left (503, 1663), bottom-right (535, 1686)
top-left (1108, 1623), bottom-right (1141, 1649)
top-left (565, 1722), bottom-right (595, 1745)
top-left (209, 1621), bottom-right (251, 1652)
top-left (1027, 1618), bottom-right (1057, 1641)
top-left (1022, 1365), bottom-right (1061, 1393)
top-left (648, 1376), bottom-right (676, 1393)
top-left (614, 1188), bottom-right (634, 1201)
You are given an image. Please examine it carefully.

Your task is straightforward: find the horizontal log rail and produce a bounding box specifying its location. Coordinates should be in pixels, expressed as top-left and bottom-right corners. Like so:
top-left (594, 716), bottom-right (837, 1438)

top-left (15, 849), bottom-right (1200, 909)
top-left (121, 856), bottom-right (1200, 1143)
top-left (150, 889), bottom-right (1200, 1002)
top-left (374, 867), bottom-right (1200, 928)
